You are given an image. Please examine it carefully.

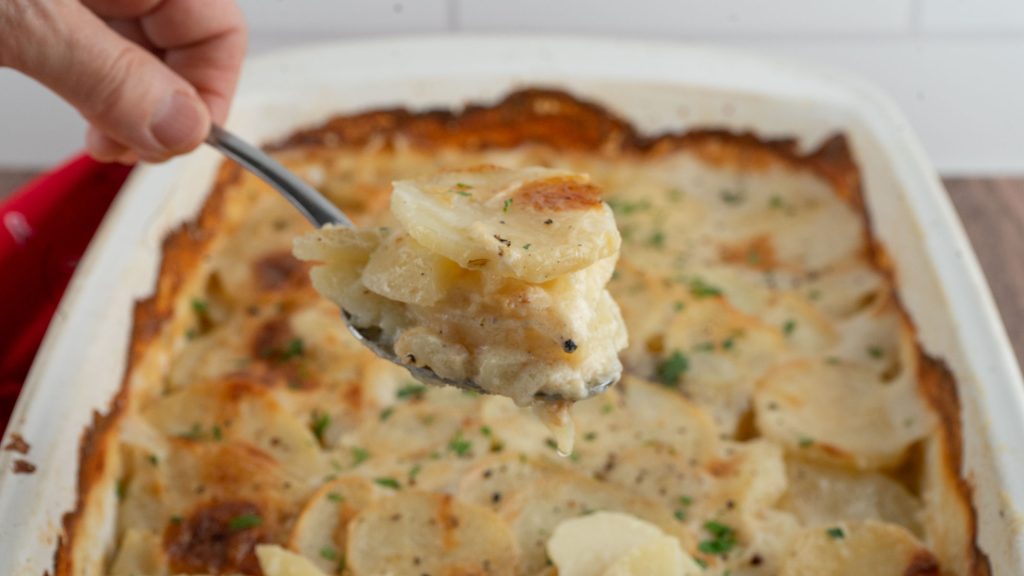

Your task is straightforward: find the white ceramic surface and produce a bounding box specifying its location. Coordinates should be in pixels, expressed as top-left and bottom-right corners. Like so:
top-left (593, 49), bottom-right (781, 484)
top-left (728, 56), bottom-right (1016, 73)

top-left (1, 37), bottom-right (1020, 574)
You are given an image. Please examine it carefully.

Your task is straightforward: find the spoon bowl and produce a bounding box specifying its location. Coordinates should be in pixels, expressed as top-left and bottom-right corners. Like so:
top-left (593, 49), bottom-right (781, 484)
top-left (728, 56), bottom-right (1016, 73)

top-left (205, 124), bottom-right (615, 402)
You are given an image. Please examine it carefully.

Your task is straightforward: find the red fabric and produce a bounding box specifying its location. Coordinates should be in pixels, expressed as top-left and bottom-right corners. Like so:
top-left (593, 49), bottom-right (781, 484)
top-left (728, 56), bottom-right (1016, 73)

top-left (0, 155), bottom-right (132, 433)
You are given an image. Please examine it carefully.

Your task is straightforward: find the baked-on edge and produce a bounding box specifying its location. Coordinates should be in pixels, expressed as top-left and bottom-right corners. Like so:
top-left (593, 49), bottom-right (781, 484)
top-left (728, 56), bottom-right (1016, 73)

top-left (54, 88), bottom-right (990, 574)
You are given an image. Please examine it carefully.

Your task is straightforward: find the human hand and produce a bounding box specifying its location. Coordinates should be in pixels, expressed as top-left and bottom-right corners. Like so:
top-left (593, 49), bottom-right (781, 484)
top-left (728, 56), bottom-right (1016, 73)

top-left (0, 0), bottom-right (246, 164)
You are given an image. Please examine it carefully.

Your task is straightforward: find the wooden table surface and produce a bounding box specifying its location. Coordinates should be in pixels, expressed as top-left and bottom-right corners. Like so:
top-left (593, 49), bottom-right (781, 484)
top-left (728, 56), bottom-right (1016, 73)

top-left (1, 170), bottom-right (1022, 366)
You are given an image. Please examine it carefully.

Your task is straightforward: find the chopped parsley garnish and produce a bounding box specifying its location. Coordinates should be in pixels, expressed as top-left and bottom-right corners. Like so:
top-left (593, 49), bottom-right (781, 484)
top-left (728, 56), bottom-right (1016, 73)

top-left (327, 492), bottom-right (344, 503)
top-left (320, 546), bottom-right (338, 561)
top-left (455, 190), bottom-right (472, 197)
top-left (545, 438), bottom-right (559, 450)
top-left (769, 195), bottom-right (784, 209)
top-left (679, 495), bottom-right (694, 506)
top-left (698, 520), bottom-right (737, 557)
top-left (523, 243), bottom-right (532, 250)
top-left (228, 513), bottom-right (262, 531)
top-left (674, 509), bottom-right (687, 521)
top-left (282, 338), bottom-right (305, 359)
top-left (656, 350), bottom-right (689, 387)
top-left (396, 383), bottom-right (427, 400)
top-left (583, 431), bottom-right (598, 442)
top-left (826, 526), bottom-right (846, 539)
top-left (373, 477), bottom-right (401, 490)
top-left (310, 411), bottom-right (330, 443)
top-left (719, 189), bottom-right (744, 204)
top-left (147, 454), bottom-right (159, 466)
top-left (668, 188), bottom-right (685, 202)
top-left (688, 278), bottom-right (722, 298)
top-left (601, 403), bottom-right (615, 414)
top-left (480, 425), bottom-right (493, 437)
top-left (808, 289), bottom-right (822, 301)
top-left (408, 464), bottom-right (423, 482)
top-left (673, 301), bottom-right (685, 312)
top-left (503, 198), bottom-right (513, 213)
top-left (448, 431), bottom-right (472, 457)
top-left (782, 319), bottom-right (797, 336)
top-left (351, 447), bottom-right (370, 467)
top-left (379, 407), bottom-right (394, 421)
top-left (608, 199), bottom-right (652, 215)
top-left (693, 341), bottom-right (716, 352)
top-left (191, 298), bottom-right (208, 315)
top-left (179, 423), bottom-right (204, 440)
top-left (746, 249), bottom-right (761, 265)
top-left (646, 230), bottom-right (666, 248)
top-left (867, 345), bottom-right (883, 359)
top-left (799, 436), bottom-right (815, 448)
top-left (211, 425), bottom-right (223, 442)
top-left (116, 480), bottom-right (127, 500)
top-left (451, 183), bottom-right (473, 196)
top-left (722, 336), bottom-right (736, 350)
top-left (170, 515), bottom-right (183, 524)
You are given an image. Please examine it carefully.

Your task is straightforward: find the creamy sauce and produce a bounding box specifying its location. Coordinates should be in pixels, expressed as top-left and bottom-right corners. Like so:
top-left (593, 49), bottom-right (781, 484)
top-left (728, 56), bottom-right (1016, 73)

top-left (534, 401), bottom-right (576, 456)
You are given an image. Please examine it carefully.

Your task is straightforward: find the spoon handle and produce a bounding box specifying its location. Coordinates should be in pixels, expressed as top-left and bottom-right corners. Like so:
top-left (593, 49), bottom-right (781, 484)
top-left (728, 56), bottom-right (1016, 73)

top-left (205, 124), bottom-right (352, 228)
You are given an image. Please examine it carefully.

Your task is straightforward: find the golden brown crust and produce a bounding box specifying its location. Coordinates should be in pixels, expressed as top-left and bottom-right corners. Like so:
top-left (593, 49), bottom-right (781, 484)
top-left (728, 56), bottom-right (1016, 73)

top-left (54, 161), bottom-right (238, 576)
top-left (55, 88), bottom-right (987, 574)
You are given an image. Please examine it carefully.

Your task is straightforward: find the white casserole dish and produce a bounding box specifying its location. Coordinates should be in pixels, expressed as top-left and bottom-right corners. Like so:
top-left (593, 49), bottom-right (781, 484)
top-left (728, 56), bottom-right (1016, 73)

top-left (0, 37), bottom-right (1021, 574)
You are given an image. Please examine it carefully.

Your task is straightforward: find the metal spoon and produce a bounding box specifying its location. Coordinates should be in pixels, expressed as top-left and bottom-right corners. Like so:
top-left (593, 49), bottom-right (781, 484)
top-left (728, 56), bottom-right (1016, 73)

top-left (205, 125), bottom-right (615, 401)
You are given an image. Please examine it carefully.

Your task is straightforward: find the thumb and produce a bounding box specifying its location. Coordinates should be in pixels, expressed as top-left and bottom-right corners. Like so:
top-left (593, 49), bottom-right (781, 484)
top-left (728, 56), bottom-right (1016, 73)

top-left (15, 3), bottom-right (209, 161)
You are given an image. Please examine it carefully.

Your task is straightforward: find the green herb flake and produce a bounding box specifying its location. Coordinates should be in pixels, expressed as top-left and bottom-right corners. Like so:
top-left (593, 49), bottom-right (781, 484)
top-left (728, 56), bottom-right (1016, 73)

top-left (719, 189), bottom-right (744, 204)
top-left (523, 243), bottom-right (532, 251)
top-left (327, 492), bottom-right (344, 503)
top-left (408, 464), bottom-right (423, 482)
top-left (283, 337), bottom-right (305, 359)
top-left (688, 278), bottom-right (722, 298)
top-left (480, 425), bottom-right (493, 437)
top-left (867, 346), bottom-right (884, 359)
top-left (601, 403), bottom-right (615, 414)
top-left (783, 319), bottom-right (797, 336)
top-left (674, 509), bottom-right (687, 521)
top-left (769, 195), bottom-right (784, 209)
top-left (319, 547), bottom-right (339, 563)
top-left (170, 515), bottom-right (183, 525)
top-left (679, 495), bottom-right (694, 506)
top-left (799, 436), bottom-right (815, 448)
top-left (451, 183), bottom-right (473, 197)
top-left (180, 423), bottom-right (204, 441)
top-left (698, 520), bottom-right (737, 557)
top-left (191, 298), bottom-right (208, 315)
top-left (211, 425), bottom-right (223, 442)
top-left (351, 447), bottom-right (371, 468)
top-left (116, 480), bottom-right (127, 500)
top-left (373, 477), bottom-right (401, 490)
top-left (583, 431), bottom-right (598, 442)
top-left (147, 454), bottom-right (159, 466)
top-left (826, 526), bottom-right (846, 540)
top-left (545, 438), bottom-right (559, 450)
top-left (609, 199), bottom-right (652, 215)
top-left (646, 230), bottom-right (666, 249)
top-left (693, 341), bottom-right (716, 353)
top-left (379, 407), bottom-right (395, 421)
top-left (396, 383), bottom-right (427, 400)
top-left (656, 350), bottom-right (689, 387)
top-left (503, 198), bottom-right (513, 213)
top-left (310, 411), bottom-right (330, 443)
top-left (448, 431), bottom-right (472, 458)
top-left (228, 513), bottom-right (262, 531)
top-left (722, 337), bottom-right (736, 350)
top-left (808, 289), bottom-right (822, 301)
top-left (673, 301), bottom-right (685, 312)
top-left (455, 190), bottom-right (472, 197)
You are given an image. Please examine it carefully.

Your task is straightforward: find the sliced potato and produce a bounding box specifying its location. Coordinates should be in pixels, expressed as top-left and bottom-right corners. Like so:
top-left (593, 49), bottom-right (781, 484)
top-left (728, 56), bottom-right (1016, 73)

top-left (347, 490), bottom-right (518, 576)
top-left (457, 453), bottom-right (567, 510)
top-left (257, 544), bottom-right (330, 576)
top-left (780, 521), bottom-right (939, 576)
top-left (108, 529), bottom-right (164, 576)
top-left (288, 477), bottom-right (374, 573)
top-left (293, 224), bottom-right (381, 265)
top-left (546, 512), bottom-right (689, 576)
top-left (361, 232), bottom-right (462, 306)
top-left (391, 166), bottom-right (620, 282)
top-left (754, 360), bottom-right (931, 469)
top-left (780, 459), bottom-right (923, 536)
top-left (499, 471), bottom-right (695, 574)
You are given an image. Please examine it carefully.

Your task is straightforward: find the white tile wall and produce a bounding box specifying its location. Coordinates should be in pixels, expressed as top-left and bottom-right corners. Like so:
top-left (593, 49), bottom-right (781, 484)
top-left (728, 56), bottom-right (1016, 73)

top-left (1, 0), bottom-right (1023, 173)
top-left (458, 0), bottom-right (914, 34)
top-left (921, 0), bottom-right (1024, 32)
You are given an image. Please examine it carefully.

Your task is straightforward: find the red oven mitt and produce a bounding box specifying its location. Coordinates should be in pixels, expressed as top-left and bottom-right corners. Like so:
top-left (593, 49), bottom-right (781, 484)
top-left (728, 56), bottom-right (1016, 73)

top-left (0, 155), bottom-right (132, 433)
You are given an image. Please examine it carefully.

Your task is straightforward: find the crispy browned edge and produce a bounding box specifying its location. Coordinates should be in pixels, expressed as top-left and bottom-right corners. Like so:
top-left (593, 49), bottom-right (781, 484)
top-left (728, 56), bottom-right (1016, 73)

top-left (52, 88), bottom-right (989, 574)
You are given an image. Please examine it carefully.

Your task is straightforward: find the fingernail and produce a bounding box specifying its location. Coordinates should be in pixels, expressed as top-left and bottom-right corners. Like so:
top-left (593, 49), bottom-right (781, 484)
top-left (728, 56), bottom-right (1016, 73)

top-left (150, 91), bottom-right (204, 151)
